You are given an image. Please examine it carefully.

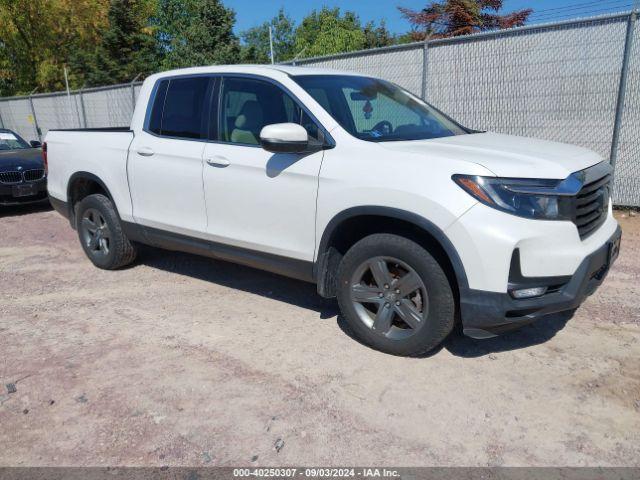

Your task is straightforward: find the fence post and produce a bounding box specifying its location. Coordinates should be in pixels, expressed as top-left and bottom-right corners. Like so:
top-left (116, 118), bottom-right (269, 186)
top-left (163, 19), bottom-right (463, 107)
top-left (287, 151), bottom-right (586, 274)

top-left (79, 87), bottom-right (88, 128)
top-left (130, 73), bottom-right (141, 114)
top-left (610, 10), bottom-right (637, 169)
top-left (28, 88), bottom-right (42, 142)
top-left (421, 37), bottom-right (430, 100)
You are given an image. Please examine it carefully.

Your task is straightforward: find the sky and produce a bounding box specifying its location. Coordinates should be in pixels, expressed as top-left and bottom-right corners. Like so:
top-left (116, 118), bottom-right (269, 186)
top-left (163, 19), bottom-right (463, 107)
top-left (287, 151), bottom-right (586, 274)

top-left (229, 0), bottom-right (638, 35)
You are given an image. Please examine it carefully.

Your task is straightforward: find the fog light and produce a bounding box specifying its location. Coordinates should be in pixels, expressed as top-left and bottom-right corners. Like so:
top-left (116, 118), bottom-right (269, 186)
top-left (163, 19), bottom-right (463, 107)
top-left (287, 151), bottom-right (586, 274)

top-left (510, 286), bottom-right (548, 299)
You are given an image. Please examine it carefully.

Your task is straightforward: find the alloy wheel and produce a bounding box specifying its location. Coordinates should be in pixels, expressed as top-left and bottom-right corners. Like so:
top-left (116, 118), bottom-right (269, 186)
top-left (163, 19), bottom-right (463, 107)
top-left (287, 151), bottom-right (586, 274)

top-left (349, 256), bottom-right (429, 340)
top-left (80, 208), bottom-right (111, 257)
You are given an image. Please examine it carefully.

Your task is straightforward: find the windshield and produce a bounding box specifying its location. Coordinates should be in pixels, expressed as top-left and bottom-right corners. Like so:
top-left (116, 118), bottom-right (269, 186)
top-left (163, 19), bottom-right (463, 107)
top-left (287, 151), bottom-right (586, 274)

top-left (292, 75), bottom-right (468, 142)
top-left (0, 131), bottom-right (30, 151)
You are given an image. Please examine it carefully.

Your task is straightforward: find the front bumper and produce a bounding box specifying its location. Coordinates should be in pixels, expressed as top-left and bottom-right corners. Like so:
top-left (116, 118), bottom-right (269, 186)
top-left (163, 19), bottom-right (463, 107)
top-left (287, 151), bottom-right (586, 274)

top-left (460, 225), bottom-right (622, 339)
top-left (0, 178), bottom-right (48, 205)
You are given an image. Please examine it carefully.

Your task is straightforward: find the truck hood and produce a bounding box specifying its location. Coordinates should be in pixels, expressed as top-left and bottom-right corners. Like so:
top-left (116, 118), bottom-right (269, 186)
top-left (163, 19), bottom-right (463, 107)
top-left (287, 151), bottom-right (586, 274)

top-left (0, 148), bottom-right (43, 171)
top-left (378, 132), bottom-right (603, 179)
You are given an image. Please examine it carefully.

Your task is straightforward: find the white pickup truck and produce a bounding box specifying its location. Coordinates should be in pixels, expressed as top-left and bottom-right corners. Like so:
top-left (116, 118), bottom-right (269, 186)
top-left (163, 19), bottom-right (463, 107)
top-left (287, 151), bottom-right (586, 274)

top-left (46, 65), bottom-right (621, 356)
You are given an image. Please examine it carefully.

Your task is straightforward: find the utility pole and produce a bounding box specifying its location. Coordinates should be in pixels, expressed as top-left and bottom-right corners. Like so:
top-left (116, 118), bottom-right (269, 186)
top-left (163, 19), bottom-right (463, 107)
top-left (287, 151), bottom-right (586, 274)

top-left (79, 84), bottom-right (88, 128)
top-left (131, 73), bottom-right (142, 114)
top-left (269, 26), bottom-right (275, 64)
top-left (64, 66), bottom-right (71, 96)
top-left (64, 66), bottom-right (81, 128)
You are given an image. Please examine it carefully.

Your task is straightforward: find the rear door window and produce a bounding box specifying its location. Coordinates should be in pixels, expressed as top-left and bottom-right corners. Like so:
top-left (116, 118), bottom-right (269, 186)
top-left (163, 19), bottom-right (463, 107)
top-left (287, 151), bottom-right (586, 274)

top-left (146, 76), bottom-right (211, 140)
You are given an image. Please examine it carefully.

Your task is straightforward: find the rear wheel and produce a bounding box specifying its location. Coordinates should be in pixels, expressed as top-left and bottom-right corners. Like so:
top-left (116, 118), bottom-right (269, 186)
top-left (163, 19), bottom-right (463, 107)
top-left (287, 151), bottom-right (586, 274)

top-left (76, 194), bottom-right (137, 270)
top-left (336, 234), bottom-right (455, 356)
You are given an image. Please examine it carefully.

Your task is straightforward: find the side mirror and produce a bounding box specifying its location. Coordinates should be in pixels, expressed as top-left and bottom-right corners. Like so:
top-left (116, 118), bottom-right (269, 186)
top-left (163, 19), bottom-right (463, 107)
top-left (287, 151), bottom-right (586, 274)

top-left (30, 140), bottom-right (42, 148)
top-left (260, 123), bottom-right (314, 154)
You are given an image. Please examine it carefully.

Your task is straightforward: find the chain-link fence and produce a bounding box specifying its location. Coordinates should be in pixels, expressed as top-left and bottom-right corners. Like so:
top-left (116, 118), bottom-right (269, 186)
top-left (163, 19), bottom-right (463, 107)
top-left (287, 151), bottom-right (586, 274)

top-left (0, 82), bottom-right (142, 141)
top-left (0, 11), bottom-right (638, 205)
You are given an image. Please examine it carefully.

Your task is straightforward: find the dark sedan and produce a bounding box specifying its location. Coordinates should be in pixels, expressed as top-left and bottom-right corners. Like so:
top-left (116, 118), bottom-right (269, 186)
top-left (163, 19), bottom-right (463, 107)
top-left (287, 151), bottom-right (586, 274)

top-left (0, 128), bottom-right (48, 205)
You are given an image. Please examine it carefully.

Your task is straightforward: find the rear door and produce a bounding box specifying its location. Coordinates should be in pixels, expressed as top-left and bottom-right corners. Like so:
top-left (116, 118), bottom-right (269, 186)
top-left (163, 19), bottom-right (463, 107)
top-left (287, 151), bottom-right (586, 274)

top-left (201, 75), bottom-right (325, 262)
top-left (128, 75), bottom-right (213, 236)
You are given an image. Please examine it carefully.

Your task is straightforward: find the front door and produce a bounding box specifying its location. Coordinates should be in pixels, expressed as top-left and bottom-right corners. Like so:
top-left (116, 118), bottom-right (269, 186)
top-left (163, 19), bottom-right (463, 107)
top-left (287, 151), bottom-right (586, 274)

top-left (202, 76), bottom-right (325, 262)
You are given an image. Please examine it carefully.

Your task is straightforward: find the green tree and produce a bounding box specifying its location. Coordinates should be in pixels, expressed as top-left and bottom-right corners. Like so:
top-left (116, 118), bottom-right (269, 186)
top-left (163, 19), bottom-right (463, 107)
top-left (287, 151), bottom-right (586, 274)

top-left (395, 32), bottom-right (417, 44)
top-left (362, 20), bottom-right (396, 49)
top-left (241, 8), bottom-right (295, 64)
top-left (70, 0), bottom-right (159, 87)
top-left (0, 41), bottom-right (16, 96)
top-left (156, 0), bottom-right (240, 69)
top-left (293, 7), bottom-right (366, 59)
top-left (0, 0), bottom-right (107, 95)
top-left (399, 0), bottom-right (532, 39)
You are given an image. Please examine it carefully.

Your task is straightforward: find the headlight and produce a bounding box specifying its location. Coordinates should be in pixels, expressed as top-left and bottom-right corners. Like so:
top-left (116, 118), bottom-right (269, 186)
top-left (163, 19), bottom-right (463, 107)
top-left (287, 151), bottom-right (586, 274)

top-left (452, 174), bottom-right (582, 220)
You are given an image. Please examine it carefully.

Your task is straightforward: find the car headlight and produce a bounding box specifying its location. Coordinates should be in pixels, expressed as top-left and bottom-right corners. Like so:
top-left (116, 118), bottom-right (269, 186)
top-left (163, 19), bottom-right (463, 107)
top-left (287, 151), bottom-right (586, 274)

top-left (452, 174), bottom-right (583, 221)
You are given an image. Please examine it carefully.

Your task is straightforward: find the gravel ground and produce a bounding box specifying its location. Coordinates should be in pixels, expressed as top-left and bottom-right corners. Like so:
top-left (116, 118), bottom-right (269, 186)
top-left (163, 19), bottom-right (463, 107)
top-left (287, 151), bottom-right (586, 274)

top-left (0, 203), bottom-right (639, 467)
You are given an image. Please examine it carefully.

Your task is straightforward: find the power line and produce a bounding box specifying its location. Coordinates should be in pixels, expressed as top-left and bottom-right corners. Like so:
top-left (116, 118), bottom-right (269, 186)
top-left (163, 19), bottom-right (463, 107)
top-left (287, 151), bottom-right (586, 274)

top-left (532, 6), bottom-right (633, 22)
top-left (529, 0), bottom-right (632, 19)
top-left (528, 4), bottom-right (633, 21)
top-left (409, 0), bottom-right (634, 33)
top-left (530, 0), bottom-right (629, 14)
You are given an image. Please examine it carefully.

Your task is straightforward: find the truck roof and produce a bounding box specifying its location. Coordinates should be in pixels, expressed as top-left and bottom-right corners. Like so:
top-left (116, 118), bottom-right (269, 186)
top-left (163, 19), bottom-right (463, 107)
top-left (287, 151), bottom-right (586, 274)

top-left (149, 64), bottom-right (366, 81)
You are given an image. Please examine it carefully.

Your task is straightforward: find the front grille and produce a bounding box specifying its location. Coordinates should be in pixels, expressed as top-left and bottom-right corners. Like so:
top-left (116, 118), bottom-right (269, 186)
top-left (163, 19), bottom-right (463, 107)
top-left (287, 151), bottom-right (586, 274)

top-left (23, 169), bottom-right (45, 182)
top-left (0, 171), bottom-right (22, 184)
top-left (0, 169), bottom-right (45, 184)
top-left (573, 165), bottom-right (611, 240)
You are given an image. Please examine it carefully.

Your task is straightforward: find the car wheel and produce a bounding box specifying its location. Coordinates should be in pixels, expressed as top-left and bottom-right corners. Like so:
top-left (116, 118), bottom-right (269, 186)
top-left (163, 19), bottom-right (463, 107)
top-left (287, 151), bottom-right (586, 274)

top-left (336, 233), bottom-right (455, 356)
top-left (75, 194), bottom-right (137, 270)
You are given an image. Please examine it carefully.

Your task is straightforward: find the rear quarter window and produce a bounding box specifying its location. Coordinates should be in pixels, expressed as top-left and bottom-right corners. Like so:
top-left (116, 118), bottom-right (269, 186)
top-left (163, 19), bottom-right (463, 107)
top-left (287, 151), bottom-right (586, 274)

top-left (148, 80), bottom-right (168, 135)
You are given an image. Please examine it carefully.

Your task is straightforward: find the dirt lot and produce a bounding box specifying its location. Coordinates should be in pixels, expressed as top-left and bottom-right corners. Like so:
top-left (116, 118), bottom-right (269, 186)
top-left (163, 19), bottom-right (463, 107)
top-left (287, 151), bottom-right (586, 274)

top-left (0, 204), bottom-right (639, 467)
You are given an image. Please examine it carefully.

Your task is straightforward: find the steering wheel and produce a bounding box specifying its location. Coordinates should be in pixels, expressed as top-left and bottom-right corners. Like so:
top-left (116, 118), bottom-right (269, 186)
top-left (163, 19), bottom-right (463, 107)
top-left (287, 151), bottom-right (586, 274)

top-left (371, 120), bottom-right (393, 136)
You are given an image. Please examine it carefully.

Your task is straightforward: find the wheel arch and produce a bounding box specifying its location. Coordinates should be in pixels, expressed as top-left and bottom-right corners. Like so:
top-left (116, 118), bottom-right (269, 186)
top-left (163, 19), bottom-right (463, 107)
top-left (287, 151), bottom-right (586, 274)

top-left (66, 171), bottom-right (117, 228)
top-left (314, 206), bottom-right (469, 298)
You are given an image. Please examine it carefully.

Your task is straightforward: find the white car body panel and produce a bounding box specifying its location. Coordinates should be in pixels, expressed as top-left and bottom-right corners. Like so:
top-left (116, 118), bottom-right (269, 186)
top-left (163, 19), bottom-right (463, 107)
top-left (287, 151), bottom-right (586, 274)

top-left (447, 202), bottom-right (617, 292)
top-left (201, 142), bottom-right (323, 261)
top-left (379, 132), bottom-right (603, 179)
top-left (46, 130), bottom-right (135, 222)
top-left (314, 133), bottom-right (491, 255)
top-left (128, 130), bottom-right (208, 236)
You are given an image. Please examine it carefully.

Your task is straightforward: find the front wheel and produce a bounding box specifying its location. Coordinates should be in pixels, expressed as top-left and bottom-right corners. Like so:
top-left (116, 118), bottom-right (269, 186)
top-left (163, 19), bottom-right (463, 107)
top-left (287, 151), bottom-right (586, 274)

top-left (75, 194), bottom-right (137, 270)
top-left (336, 234), bottom-right (455, 356)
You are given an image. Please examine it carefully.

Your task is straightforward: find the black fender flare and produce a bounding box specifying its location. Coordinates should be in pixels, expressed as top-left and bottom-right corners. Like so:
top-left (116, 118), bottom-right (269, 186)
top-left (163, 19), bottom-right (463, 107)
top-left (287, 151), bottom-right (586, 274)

top-left (314, 206), bottom-right (469, 296)
top-left (66, 171), bottom-right (117, 227)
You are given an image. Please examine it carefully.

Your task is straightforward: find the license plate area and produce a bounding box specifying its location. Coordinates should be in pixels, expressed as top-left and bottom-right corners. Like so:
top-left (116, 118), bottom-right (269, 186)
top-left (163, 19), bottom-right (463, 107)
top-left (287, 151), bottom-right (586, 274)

top-left (590, 231), bottom-right (622, 281)
top-left (12, 183), bottom-right (37, 198)
top-left (609, 233), bottom-right (621, 265)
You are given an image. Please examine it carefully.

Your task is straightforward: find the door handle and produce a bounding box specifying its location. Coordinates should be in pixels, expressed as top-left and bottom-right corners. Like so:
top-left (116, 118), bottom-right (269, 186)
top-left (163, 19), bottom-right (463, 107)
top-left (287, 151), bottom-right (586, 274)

top-left (206, 156), bottom-right (230, 168)
top-left (136, 147), bottom-right (155, 157)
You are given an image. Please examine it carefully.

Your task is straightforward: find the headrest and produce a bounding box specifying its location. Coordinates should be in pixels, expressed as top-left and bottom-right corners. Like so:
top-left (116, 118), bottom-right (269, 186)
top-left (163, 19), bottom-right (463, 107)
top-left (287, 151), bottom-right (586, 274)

top-left (234, 100), bottom-right (263, 130)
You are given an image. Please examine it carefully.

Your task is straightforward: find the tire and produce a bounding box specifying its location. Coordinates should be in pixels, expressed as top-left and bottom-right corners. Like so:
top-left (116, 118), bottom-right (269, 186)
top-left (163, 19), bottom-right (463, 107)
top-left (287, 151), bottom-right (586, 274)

top-left (336, 233), bottom-right (455, 356)
top-left (75, 193), bottom-right (137, 270)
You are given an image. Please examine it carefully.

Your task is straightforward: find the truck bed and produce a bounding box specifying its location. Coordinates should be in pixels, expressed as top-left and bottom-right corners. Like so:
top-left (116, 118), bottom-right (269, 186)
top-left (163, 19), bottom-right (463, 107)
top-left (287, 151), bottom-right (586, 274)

top-left (48, 127), bottom-right (132, 132)
top-left (45, 128), bottom-right (135, 224)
